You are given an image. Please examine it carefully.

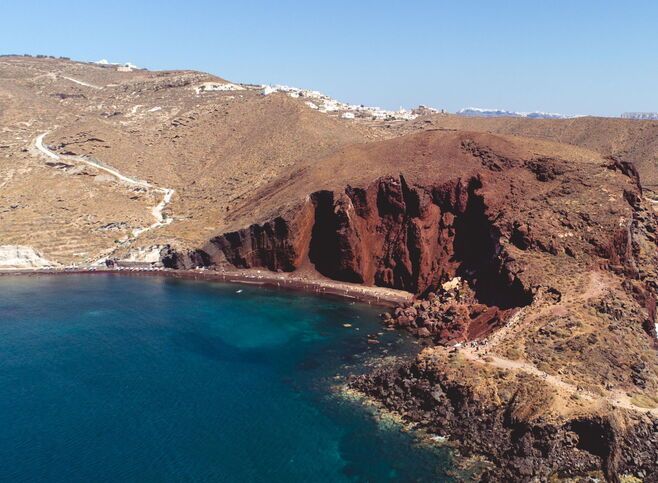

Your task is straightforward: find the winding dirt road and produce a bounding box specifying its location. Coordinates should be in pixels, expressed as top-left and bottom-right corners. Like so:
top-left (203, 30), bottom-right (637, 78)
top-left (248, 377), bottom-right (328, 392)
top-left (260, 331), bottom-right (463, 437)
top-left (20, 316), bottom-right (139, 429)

top-left (61, 76), bottom-right (103, 90)
top-left (460, 271), bottom-right (658, 416)
top-left (34, 132), bottom-right (175, 259)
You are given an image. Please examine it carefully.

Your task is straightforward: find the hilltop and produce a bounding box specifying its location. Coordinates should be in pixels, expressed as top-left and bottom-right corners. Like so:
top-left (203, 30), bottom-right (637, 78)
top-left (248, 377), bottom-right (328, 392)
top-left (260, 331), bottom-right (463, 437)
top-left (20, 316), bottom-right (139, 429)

top-left (395, 113), bottom-right (658, 196)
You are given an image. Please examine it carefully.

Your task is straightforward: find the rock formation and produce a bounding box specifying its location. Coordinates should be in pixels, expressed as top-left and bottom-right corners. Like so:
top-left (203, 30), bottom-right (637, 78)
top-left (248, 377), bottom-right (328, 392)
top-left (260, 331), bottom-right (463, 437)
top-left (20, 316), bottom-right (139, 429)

top-left (167, 129), bottom-right (658, 481)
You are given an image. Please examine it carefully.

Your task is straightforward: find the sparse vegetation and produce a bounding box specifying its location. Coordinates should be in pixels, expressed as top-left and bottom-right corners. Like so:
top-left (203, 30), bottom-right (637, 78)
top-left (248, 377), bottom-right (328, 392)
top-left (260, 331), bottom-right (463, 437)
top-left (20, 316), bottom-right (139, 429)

top-left (629, 393), bottom-right (658, 409)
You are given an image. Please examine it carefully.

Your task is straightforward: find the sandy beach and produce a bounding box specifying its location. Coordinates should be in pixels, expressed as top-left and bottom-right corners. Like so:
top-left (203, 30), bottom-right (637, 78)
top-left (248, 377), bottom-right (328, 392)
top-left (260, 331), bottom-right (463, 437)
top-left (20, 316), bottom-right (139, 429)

top-left (0, 267), bottom-right (414, 307)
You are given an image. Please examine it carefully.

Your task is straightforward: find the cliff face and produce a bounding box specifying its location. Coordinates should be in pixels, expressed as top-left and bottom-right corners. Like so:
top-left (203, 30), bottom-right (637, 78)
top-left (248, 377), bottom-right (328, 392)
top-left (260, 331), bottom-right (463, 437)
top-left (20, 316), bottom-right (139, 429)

top-left (196, 175), bottom-right (532, 307)
top-left (204, 201), bottom-right (316, 273)
top-left (161, 130), bottom-right (658, 480)
top-left (163, 131), bottom-right (657, 348)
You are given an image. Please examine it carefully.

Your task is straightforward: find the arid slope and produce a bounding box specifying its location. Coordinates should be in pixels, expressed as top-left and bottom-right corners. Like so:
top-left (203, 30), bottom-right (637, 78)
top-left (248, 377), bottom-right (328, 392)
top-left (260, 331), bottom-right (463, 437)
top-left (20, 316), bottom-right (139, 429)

top-left (404, 114), bottom-right (658, 195)
top-left (0, 56), bottom-right (376, 265)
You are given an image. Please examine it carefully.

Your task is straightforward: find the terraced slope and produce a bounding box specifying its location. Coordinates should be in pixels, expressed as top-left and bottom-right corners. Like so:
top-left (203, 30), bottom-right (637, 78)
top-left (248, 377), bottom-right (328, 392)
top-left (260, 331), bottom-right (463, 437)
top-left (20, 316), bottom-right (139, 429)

top-left (0, 56), bottom-right (377, 265)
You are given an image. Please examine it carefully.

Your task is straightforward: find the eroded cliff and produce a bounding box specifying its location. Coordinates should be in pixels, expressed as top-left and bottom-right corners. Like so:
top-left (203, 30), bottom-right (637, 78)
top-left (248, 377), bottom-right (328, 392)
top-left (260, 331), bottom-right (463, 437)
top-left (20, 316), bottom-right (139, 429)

top-left (204, 174), bottom-right (530, 306)
top-left (164, 130), bottom-right (658, 480)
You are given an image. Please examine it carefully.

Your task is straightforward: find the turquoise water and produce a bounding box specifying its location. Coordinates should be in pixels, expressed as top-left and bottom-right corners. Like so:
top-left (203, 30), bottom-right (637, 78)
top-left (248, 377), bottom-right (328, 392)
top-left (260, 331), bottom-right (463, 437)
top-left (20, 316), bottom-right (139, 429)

top-left (0, 275), bottom-right (454, 482)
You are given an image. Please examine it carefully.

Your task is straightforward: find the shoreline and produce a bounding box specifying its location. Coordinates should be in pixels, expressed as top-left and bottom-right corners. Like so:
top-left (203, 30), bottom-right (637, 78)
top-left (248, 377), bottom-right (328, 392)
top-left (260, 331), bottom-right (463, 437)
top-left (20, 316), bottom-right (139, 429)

top-left (337, 383), bottom-right (491, 480)
top-left (5, 266), bottom-right (656, 479)
top-left (0, 267), bottom-right (413, 307)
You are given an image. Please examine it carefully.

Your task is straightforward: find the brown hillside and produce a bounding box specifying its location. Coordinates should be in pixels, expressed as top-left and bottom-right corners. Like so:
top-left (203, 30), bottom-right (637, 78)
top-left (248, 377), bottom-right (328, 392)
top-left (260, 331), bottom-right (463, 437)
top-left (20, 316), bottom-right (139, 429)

top-left (403, 114), bottom-right (658, 193)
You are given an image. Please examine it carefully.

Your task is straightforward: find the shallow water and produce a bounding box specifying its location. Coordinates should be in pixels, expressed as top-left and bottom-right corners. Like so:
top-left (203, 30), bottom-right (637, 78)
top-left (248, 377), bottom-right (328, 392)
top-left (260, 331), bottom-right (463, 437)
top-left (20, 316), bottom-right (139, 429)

top-left (0, 274), bottom-right (455, 482)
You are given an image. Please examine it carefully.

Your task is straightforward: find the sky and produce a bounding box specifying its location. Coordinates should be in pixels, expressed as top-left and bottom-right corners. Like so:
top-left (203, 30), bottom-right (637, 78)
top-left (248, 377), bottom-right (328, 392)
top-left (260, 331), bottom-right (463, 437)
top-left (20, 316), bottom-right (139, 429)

top-left (2, 0), bottom-right (657, 116)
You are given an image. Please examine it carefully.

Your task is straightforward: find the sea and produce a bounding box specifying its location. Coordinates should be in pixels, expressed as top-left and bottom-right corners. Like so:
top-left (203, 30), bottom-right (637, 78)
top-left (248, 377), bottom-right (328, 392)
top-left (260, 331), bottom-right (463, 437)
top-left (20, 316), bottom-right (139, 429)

top-left (0, 274), bottom-right (456, 482)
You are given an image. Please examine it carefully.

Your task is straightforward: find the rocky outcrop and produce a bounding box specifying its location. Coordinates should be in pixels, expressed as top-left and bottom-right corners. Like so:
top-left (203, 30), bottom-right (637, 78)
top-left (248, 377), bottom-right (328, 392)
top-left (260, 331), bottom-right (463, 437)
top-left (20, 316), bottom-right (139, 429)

top-left (0, 245), bottom-right (56, 269)
top-left (172, 155), bottom-right (658, 347)
top-left (162, 132), bottom-right (654, 320)
top-left (203, 201), bottom-right (316, 273)
top-left (382, 277), bottom-right (513, 342)
top-left (160, 245), bottom-right (212, 269)
top-left (157, 131), bottom-right (658, 480)
top-left (350, 352), bottom-right (658, 482)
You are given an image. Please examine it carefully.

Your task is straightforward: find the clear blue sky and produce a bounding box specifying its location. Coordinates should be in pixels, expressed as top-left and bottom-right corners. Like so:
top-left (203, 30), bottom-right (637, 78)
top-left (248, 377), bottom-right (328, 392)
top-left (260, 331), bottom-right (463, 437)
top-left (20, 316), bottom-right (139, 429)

top-left (2, 0), bottom-right (657, 116)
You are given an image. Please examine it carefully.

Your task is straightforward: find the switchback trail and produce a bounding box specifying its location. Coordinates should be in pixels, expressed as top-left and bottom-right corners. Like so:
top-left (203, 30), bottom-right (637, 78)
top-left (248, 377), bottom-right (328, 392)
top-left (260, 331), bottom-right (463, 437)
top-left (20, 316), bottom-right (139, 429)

top-left (34, 132), bottom-right (175, 261)
top-left (460, 271), bottom-right (658, 416)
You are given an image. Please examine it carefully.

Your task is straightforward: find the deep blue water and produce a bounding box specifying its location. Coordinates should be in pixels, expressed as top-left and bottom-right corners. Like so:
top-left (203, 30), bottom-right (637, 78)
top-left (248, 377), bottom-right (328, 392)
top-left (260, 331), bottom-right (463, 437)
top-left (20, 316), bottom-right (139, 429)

top-left (0, 274), bottom-right (455, 482)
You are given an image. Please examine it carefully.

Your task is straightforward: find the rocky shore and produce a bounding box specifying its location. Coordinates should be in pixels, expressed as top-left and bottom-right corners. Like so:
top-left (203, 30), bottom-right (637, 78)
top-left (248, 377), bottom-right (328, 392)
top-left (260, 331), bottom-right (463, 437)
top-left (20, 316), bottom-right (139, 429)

top-left (4, 265), bottom-right (657, 481)
top-left (381, 276), bottom-right (518, 342)
top-left (349, 350), bottom-right (658, 482)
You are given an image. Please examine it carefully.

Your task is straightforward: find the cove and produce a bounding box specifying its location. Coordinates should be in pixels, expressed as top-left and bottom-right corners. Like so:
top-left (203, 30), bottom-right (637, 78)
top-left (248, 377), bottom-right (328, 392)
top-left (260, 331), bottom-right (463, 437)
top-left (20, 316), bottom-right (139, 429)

top-left (0, 274), bottom-right (455, 482)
